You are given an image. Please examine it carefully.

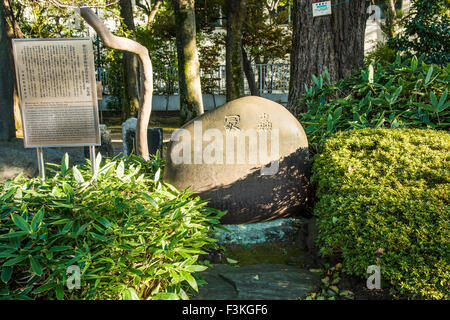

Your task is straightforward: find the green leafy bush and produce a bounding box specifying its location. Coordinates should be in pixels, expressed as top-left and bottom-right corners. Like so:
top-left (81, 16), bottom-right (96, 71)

top-left (365, 42), bottom-right (397, 65)
top-left (388, 0), bottom-right (450, 65)
top-left (312, 128), bottom-right (449, 299)
top-left (299, 55), bottom-right (450, 153)
top-left (0, 154), bottom-right (224, 300)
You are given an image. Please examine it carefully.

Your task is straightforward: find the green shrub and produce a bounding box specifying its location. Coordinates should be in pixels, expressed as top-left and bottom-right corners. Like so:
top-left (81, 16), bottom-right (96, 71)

top-left (0, 154), bottom-right (224, 300)
top-left (365, 42), bottom-right (397, 65)
top-left (299, 55), bottom-right (450, 153)
top-left (312, 128), bottom-right (449, 299)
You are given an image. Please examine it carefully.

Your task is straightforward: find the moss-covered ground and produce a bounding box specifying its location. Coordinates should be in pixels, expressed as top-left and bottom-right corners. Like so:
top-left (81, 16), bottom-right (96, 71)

top-left (222, 242), bottom-right (309, 267)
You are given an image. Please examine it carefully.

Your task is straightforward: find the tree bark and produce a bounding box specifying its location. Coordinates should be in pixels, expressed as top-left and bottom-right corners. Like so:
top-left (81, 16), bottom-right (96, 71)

top-left (119, 0), bottom-right (140, 120)
top-left (287, 0), bottom-right (369, 115)
top-left (79, 7), bottom-right (153, 161)
top-left (172, 0), bottom-right (204, 123)
top-left (383, 0), bottom-right (397, 38)
top-left (3, 0), bottom-right (23, 135)
top-left (2, 0), bottom-right (22, 38)
top-left (242, 46), bottom-right (259, 96)
top-left (0, 2), bottom-right (15, 141)
top-left (225, 0), bottom-right (247, 101)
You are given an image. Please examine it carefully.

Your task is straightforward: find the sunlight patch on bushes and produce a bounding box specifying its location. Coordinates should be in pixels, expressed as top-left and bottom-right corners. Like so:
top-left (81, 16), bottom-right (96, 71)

top-left (312, 128), bottom-right (449, 299)
top-left (0, 154), bottom-right (224, 300)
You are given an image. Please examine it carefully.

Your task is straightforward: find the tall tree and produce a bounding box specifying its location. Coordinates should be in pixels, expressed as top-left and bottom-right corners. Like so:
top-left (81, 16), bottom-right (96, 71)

top-left (2, 0), bottom-right (23, 38)
top-left (171, 0), bottom-right (204, 122)
top-left (241, 46), bottom-right (258, 96)
top-left (288, 0), bottom-right (369, 115)
top-left (225, 0), bottom-right (247, 101)
top-left (0, 2), bottom-right (15, 141)
top-left (119, 0), bottom-right (140, 119)
top-left (3, 0), bottom-right (24, 135)
top-left (243, 0), bottom-right (291, 65)
top-left (382, 0), bottom-right (398, 38)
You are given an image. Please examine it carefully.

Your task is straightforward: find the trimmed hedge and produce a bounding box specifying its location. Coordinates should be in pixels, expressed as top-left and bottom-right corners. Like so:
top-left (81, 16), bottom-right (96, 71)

top-left (312, 128), bottom-right (449, 299)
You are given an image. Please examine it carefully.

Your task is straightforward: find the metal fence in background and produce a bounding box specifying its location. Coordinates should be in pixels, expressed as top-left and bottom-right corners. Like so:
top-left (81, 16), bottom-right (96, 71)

top-left (96, 64), bottom-right (290, 96)
top-left (96, 67), bottom-right (108, 87)
top-left (250, 64), bottom-right (290, 94)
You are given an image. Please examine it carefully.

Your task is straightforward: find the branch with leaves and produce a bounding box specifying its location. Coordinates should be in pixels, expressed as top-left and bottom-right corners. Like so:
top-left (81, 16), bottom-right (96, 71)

top-left (136, 0), bottom-right (162, 27)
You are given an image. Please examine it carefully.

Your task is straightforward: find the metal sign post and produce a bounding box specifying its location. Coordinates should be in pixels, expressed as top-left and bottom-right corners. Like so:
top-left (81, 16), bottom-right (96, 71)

top-left (89, 145), bottom-right (96, 178)
top-left (96, 81), bottom-right (103, 124)
top-left (36, 147), bottom-right (45, 180)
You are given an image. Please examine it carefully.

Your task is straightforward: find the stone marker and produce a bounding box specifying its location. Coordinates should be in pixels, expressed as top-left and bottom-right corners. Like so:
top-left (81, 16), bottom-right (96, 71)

top-left (121, 117), bottom-right (163, 157)
top-left (122, 118), bottom-right (137, 156)
top-left (164, 96), bottom-right (310, 224)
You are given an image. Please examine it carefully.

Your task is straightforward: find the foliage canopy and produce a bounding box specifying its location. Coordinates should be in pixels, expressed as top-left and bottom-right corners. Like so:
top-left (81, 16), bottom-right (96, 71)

top-left (388, 0), bottom-right (450, 65)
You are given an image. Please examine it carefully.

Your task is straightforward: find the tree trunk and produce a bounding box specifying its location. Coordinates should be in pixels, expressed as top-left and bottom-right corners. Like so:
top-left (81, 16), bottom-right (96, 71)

top-left (119, 0), bottom-right (140, 120)
top-left (225, 0), bottom-right (247, 101)
top-left (287, 0), bottom-right (369, 115)
top-left (0, 2), bottom-right (15, 141)
top-left (79, 7), bottom-right (153, 161)
top-left (242, 46), bottom-right (259, 96)
top-left (3, 0), bottom-right (23, 135)
top-left (383, 0), bottom-right (397, 38)
top-left (172, 0), bottom-right (204, 123)
top-left (2, 0), bottom-right (22, 38)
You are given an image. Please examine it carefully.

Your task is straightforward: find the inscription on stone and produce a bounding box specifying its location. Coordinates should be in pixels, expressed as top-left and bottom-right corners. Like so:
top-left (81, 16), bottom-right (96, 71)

top-left (257, 113), bottom-right (272, 132)
top-left (224, 115), bottom-right (241, 132)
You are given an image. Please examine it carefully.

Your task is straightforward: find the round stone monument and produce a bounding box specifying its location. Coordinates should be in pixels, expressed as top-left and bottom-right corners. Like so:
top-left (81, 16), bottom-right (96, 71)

top-left (164, 96), bottom-right (310, 224)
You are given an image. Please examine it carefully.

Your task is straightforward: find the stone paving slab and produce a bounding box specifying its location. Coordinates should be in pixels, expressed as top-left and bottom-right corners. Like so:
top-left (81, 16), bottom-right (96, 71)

top-left (193, 264), bottom-right (320, 300)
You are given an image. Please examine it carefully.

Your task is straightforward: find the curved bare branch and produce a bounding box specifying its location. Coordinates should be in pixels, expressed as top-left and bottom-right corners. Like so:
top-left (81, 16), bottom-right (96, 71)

top-left (79, 6), bottom-right (153, 160)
